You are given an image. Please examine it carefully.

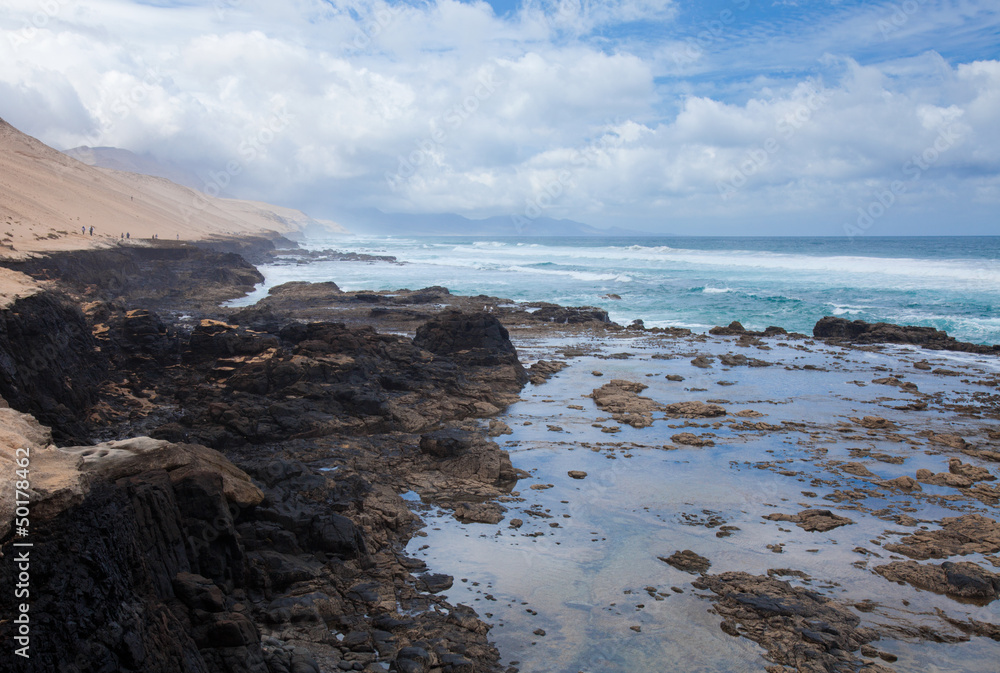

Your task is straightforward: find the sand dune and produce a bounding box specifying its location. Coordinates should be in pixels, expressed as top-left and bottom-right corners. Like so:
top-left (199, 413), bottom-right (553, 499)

top-left (0, 117), bottom-right (346, 304)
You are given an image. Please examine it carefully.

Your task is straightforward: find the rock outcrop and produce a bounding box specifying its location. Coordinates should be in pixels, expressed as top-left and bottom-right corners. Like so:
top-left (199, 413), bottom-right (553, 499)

top-left (764, 509), bottom-right (855, 532)
top-left (814, 316), bottom-right (1000, 354)
top-left (693, 572), bottom-right (884, 672)
top-left (875, 561), bottom-right (1000, 604)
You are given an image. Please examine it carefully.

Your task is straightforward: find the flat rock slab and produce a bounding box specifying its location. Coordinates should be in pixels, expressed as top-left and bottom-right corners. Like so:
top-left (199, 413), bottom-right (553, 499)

top-left (875, 561), bottom-right (1000, 604)
top-left (693, 571), bottom-right (882, 673)
top-left (884, 514), bottom-right (1000, 560)
top-left (454, 502), bottom-right (505, 525)
top-left (659, 549), bottom-right (711, 574)
top-left (764, 509), bottom-right (855, 532)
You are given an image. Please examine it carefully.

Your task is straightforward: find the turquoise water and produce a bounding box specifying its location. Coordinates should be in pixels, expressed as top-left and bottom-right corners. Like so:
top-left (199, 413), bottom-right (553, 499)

top-left (247, 235), bottom-right (1000, 344)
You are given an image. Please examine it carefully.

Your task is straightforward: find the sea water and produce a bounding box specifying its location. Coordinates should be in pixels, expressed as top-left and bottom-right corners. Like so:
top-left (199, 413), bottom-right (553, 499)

top-left (239, 236), bottom-right (1000, 345)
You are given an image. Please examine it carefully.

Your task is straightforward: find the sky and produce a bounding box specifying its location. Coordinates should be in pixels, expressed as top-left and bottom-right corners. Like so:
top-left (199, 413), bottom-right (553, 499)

top-left (1, 0), bottom-right (999, 235)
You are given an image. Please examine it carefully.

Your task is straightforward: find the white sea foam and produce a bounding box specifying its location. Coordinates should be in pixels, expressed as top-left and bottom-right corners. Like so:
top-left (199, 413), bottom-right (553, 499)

top-left (831, 304), bottom-right (869, 315)
top-left (702, 287), bottom-right (733, 294)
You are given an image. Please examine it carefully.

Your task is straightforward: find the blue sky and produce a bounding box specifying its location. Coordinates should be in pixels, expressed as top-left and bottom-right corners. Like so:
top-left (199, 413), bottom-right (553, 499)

top-left (1, 0), bottom-right (999, 234)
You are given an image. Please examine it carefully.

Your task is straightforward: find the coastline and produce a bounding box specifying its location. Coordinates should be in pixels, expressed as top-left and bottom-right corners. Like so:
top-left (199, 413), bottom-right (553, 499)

top-left (1, 239), bottom-right (998, 673)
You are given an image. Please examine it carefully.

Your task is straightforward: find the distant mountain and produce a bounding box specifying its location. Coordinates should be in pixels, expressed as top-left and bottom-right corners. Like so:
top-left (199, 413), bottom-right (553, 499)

top-left (329, 207), bottom-right (648, 237)
top-left (0, 117), bottom-right (348, 257)
top-left (63, 146), bottom-right (204, 191)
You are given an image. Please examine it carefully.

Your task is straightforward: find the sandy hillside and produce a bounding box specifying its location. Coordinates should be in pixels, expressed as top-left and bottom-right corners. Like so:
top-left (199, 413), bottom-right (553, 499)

top-left (0, 117), bottom-right (347, 305)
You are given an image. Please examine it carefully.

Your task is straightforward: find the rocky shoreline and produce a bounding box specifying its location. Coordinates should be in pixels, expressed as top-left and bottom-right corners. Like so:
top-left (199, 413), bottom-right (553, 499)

top-left (1, 239), bottom-right (998, 673)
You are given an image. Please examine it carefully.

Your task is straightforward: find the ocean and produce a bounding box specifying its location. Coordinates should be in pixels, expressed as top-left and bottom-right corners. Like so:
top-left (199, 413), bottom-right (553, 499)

top-left (237, 235), bottom-right (1000, 345)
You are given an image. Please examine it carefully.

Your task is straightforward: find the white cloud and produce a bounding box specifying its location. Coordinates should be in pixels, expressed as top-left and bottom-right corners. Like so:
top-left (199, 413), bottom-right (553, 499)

top-left (0, 0), bottom-right (997, 233)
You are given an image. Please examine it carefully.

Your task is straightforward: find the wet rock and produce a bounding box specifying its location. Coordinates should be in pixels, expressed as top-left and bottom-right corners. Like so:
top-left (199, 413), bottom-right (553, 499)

top-left (927, 433), bottom-right (968, 449)
top-left (841, 462), bottom-right (877, 478)
top-left (764, 509), bottom-right (855, 532)
top-left (814, 316), bottom-right (1000, 354)
top-left (693, 571), bottom-right (882, 672)
top-left (590, 380), bottom-right (663, 428)
top-left (948, 458), bottom-right (994, 482)
top-left (454, 502), bottom-right (505, 524)
top-left (659, 550), bottom-right (711, 574)
top-left (528, 359), bottom-right (569, 385)
top-left (691, 355), bottom-right (715, 368)
top-left (852, 416), bottom-right (896, 430)
top-left (417, 573), bottom-right (455, 593)
top-left (522, 302), bottom-right (611, 324)
top-left (719, 353), bottom-right (771, 367)
top-left (568, 471), bottom-right (588, 479)
top-left (488, 419), bottom-right (513, 437)
top-left (710, 322), bottom-right (789, 338)
top-left (884, 514), bottom-right (1000, 560)
top-left (420, 428), bottom-right (479, 458)
top-left (671, 433), bottom-right (715, 447)
top-left (915, 469), bottom-right (974, 489)
top-left (879, 475), bottom-right (922, 492)
top-left (663, 401), bottom-right (726, 418)
top-left (413, 310), bottom-right (527, 380)
top-left (875, 561), bottom-right (1000, 603)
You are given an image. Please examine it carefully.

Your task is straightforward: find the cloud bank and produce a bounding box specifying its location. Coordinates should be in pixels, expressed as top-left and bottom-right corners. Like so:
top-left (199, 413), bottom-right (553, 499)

top-left (1, 0), bottom-right (998, 234)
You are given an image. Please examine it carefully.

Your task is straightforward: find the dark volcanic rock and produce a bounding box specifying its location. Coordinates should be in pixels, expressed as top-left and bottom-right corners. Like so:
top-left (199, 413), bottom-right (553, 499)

top-left (814, 316), bottom-right (1000, 353)
top-left (0, 292), bottom-right (106, 442)
top-left (0, 473), bottom-right (269, 673)
top-left (420, 428), bottom-right (479, 458)
top-left (3, 245), bottom-right (265, 308)
top-left (414, 310), bottom-right (526, 373)
top-left (693, 571), bottom-right (882, 672)
top-left (522, 301), bottom-right (611, 325)
top-left (710, 321), bottom-right (788, 337)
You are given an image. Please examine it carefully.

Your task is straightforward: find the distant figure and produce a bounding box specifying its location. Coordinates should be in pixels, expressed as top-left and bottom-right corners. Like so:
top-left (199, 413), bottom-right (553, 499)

top-left (89, 226), bottom-right (94, 236)
top-left (126, 232), bottom-right (130, 239)
top-left (121, 233), bottom-right (124, 239)
top-left (81, 226), bottom-right (85, 235)
top-left (176, 234), bottom-right (179, 240)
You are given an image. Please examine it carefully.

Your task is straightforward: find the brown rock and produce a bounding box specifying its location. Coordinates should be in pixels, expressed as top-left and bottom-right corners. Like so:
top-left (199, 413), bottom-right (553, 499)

top-left (454, 502), bottom-right (505, 524)
top-left (915, 468), bottom-right (974, 489)
top-left (663, 401), bottom-right (726, 418)
top-left (879, 475), bottom-right (922, 491)
top-left (884, 514), bottom-right (1000, 559)
top-left (488, 419), bottom-right (513, 437)
top-left (693, 571), bottom-right (882, 672)
top-left (764, 509), bottom-right (854, 532)
top-left (671, 433), bottom-right (715, 447)
top-left (841, 462), bottom-right (876, 478)
top-left (659, 550), bottom-right (711, 574)
top-left (875, 561), bottom-right (1000, 603)
top-left (852, 416), bottom-right (896, 430)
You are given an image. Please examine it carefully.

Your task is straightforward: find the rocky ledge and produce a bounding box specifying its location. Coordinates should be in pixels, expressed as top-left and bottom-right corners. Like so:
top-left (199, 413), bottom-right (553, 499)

top-left (0, 244), bottom-right (539, 673)
top-left (813, 316), bottom-right (1000, 354)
